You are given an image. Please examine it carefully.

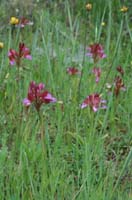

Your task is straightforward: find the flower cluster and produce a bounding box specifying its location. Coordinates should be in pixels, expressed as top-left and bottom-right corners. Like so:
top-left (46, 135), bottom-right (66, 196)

top-left (16, 17), bottom-right (33, 28)
top-left (23, 81), bottom-right (56, 111)
top-left (6, 11), bottom-right (127, 115)
top-left (8, 43), bottom-right (32, 66)
top-left (66, 67), bottom-right (81, 75)
top-left (86, 43), bottom-right (106, 63)
top-left (81, 93), bottom-right (106, 112)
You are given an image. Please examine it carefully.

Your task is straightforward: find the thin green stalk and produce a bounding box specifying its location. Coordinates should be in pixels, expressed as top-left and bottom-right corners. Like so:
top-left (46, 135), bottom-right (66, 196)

top-left (37, 111), bottom-right (46, 157)
top-left (77, 12), bottom-right (89, 100)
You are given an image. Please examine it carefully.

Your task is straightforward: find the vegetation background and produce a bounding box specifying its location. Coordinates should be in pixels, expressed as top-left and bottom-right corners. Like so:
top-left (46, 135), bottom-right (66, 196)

top-left (0, 0), bottom-right (132, 199)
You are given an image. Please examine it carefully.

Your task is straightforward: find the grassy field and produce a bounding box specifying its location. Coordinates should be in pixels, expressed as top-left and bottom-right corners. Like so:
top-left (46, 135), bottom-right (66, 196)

top-left (0, 0), bottom-right (132, 199)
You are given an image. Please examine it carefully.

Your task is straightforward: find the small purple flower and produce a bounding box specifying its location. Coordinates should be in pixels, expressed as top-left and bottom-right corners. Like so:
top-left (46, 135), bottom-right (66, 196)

top-left (23, 98), bottom-right (31, 106)
top-left (8, 43), bottom-right (32, 66)
top-left (66, 67), bottom-right (81, 75)
top-left (81, 93), bottom-right (107, 112)
top-left (16, 17), bottom-right (33, 28)
top-left (23, 81), bottom-right (56, 111)
top-left (86, 43), bottom-right (106, 63)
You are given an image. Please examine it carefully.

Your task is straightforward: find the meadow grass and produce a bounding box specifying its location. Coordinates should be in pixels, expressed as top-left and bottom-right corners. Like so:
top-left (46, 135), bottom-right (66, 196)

top-left (0, 0), bottom-right (132, 199)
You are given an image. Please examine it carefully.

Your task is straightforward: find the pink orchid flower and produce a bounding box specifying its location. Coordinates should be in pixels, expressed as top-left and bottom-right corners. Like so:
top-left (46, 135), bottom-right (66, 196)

top-left (23, 81), bottom-right (56, 111)
top-left (8, 43), bottom-right (32, 66)
top-left (81, 93), bottom-right (107, 112)
top-left (86, 43), bottom-right (106, 63)
top-left (16, 17), bottom-right (33, 28)
top-left (66, 67), bottom-right (81, 75)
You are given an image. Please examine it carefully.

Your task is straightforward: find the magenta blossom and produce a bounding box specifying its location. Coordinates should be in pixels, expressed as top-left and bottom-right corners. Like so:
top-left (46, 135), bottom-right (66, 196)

top-left (92, 67), bottom-right (102, 83)
top-left (16, 17), bottom-right (33, 28)
top-left (23, 81), bottom-right (56, 111)
top-left (8, 43), bottom-right (32, 66)
top-left (66, 67), bottom-right (81, 75)
top-left (81, 93), bottom-right (107, 112)
top-left (86, 43), bottom-right (106, 63)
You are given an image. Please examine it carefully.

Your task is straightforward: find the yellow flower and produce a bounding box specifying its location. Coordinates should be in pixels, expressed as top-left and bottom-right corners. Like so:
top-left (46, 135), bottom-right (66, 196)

top-left (101, 22), bottom-right (106, 26)
top-left (10, 17), bottom-right (19, 25)
top-left (120, 6), bottom-right (128, 13)
top-left (86, 3), bottom-right (92, 11)
top-left (0, 42), bottom-right (4, 48)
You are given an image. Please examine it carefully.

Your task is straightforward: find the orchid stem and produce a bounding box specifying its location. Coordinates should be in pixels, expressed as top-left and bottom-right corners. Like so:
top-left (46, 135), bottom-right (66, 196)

top-left (37, 111), bottom-right (46, 157)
